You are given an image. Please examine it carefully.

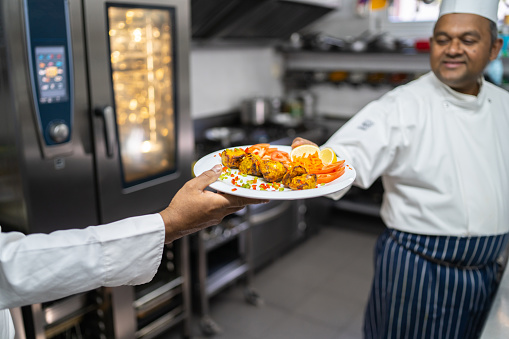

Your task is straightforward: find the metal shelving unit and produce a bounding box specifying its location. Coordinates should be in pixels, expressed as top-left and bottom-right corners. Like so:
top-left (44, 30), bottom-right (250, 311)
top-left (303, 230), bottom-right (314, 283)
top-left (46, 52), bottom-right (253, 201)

top-left (284, 51), bottom-right (432, 72)
top-left (192, 211), bottom-right (260, 337)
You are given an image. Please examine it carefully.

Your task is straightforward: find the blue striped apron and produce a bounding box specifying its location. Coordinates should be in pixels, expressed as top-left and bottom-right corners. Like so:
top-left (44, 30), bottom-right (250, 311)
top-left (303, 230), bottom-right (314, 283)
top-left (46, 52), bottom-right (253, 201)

top-left (364, 228), bottom-right (509, 339)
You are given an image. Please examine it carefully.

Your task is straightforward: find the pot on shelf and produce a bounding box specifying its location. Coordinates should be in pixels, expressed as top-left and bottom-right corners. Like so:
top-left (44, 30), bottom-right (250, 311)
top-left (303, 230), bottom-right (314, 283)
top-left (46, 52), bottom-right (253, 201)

top-left (240, 97), bottom-right (278, 126)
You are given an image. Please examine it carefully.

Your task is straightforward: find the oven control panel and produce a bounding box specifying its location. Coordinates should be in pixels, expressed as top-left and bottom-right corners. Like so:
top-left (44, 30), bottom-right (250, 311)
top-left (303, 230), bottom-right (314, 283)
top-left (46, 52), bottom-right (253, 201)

top-left (24, 0), bottom-right (73, 156)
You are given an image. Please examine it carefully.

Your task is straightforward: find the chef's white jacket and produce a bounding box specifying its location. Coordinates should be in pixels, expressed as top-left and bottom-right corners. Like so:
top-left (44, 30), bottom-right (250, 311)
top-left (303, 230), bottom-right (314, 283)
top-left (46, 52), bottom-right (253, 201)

top-left (324, 72), bottom-right (509, 236)
top-left (0, 213), bottom-right (165, 339)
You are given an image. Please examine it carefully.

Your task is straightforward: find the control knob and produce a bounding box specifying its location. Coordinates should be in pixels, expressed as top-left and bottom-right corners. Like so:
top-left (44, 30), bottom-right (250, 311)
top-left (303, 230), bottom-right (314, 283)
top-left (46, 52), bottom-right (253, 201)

top-left (49, 123), bottom-right (69, 143)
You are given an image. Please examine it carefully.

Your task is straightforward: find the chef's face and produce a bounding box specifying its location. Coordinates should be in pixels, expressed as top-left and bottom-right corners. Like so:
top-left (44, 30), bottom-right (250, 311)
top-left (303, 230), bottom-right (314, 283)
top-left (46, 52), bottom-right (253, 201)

top-left (430, 13), bottom-right (501, 95)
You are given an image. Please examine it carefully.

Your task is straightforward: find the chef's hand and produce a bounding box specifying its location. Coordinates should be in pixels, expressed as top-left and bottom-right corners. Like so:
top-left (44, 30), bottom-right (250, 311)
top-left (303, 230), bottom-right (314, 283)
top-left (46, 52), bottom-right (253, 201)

top-left (159, 164), bottom-right (269, 243)
top-left (291, 137), bottom-right (319, 149)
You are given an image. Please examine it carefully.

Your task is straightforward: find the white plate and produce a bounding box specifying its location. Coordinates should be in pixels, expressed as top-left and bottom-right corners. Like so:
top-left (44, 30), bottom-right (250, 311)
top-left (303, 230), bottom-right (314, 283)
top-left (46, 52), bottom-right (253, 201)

top-left (193, 145), bottom-right (356, 200)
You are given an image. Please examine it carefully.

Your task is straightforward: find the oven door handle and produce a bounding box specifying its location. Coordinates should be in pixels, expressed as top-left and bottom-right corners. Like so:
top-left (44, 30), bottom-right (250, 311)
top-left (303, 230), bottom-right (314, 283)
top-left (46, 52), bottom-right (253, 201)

top-left (95, 105), bottom-right (116, 158)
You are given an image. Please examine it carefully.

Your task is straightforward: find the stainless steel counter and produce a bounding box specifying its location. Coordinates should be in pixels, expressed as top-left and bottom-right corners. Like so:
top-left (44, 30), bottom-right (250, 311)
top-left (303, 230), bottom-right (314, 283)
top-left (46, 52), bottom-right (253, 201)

top-left (480, 261), bottom-right (509, 338)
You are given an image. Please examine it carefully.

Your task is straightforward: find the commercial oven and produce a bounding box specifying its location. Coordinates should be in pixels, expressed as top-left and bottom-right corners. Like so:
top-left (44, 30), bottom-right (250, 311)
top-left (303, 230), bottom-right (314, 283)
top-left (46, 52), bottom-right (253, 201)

top-left (0, 0), bottom-right (193, 338)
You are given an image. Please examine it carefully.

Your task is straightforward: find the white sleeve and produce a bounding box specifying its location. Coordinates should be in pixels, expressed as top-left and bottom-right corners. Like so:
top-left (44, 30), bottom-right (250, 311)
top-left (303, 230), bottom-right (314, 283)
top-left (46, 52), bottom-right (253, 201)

top-left (322, 94), bottom-right (404, 189)
top-left (0, 214), bottom-right (165, 310)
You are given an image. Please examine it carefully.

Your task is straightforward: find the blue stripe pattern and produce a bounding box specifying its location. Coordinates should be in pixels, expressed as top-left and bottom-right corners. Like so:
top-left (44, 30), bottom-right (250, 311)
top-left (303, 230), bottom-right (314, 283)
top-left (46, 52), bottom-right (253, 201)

top-left (364, 229), bottom-right (509, 339)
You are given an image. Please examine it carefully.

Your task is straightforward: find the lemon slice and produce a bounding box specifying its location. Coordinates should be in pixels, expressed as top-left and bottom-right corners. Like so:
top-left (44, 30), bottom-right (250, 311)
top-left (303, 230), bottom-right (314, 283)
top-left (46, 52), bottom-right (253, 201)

top-left (290, 144), bottom-right (321, 161)
top-left (319, 148), bottom-right (337, 165)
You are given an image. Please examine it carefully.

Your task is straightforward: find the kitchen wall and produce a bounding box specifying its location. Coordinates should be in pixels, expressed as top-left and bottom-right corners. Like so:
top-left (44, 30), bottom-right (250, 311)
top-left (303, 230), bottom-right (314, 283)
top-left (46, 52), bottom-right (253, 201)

top-left (190, 46), bottom-right (284, 118)
top-left (310, 82), bottom-right (394, 118)
top-left (302, 0), bottom-right (435, 39)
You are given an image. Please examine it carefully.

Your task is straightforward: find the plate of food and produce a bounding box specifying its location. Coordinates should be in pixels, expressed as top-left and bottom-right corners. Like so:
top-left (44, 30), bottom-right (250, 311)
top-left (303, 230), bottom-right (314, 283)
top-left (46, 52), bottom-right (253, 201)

top-left (193, 143), bottom-right (356, 200)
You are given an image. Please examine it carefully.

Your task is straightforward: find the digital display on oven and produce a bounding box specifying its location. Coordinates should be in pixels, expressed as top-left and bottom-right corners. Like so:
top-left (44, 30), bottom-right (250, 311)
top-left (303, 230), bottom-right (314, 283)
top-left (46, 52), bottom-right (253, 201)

top-left (35, 46), bottom-right (68, 104)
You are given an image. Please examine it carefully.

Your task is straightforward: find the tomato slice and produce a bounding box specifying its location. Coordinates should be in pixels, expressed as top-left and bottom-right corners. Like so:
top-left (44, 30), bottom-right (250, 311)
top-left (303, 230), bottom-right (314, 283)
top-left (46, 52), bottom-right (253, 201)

top-left (316, 167), bottom-right (345, 184)
top-left (264, 147), bottom-right (279, 155)
top-left (270, 150), bottom-right (291, 163)
top-left (246, 143), bottom-right (270, 153)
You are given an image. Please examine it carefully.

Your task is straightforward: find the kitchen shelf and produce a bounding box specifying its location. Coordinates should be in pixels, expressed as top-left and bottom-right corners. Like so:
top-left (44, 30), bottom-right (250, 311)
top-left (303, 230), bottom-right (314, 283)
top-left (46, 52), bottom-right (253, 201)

top-left (135, 306), bottom-right (186, 339)
top-left (203, 221), bottom-right (250, 252)
top-left (206, 259), bottom-right (249, 297)
top-left (284, 51), bottom-right (431, 73)
top-left (284, 51), bottom-right (509, 75)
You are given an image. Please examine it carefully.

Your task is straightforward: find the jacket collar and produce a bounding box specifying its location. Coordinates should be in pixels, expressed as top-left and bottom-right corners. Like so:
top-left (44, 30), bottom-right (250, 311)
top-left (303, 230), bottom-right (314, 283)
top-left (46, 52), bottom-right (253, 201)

top-left (429, 72), bottom-right (487, 111)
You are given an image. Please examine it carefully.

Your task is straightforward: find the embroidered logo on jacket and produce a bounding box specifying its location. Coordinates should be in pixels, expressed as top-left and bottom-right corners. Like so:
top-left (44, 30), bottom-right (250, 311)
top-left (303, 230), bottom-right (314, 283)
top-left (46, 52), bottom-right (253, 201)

top-left (358, 119), bottom-right (374, 131)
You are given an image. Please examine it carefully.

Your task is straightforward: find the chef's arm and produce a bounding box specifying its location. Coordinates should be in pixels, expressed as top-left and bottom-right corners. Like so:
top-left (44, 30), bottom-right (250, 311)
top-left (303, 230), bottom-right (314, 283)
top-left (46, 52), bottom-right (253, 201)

top-left (0, 214), bottom-right (164, 310)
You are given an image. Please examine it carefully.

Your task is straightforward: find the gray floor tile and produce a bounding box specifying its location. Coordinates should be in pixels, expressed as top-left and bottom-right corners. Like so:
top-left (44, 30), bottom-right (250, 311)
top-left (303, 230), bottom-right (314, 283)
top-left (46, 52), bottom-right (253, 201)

top-left (335, 312), bottom-right (365, 339)
top-left (207, 293), bottom-right (289, 338)
top-left (252, 274), bottom-right (315, 311)
top-left (319, 269), bottom-right (372, 305)
top-left (256, 313), bottom-right (338, 339)
top-left (293, 288), bottom-right (365, 329)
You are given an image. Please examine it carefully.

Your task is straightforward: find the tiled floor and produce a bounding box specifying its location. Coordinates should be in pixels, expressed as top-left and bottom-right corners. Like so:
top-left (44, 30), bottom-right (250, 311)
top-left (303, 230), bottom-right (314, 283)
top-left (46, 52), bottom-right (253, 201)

top-left (184, 210), bottom-right (386, 339)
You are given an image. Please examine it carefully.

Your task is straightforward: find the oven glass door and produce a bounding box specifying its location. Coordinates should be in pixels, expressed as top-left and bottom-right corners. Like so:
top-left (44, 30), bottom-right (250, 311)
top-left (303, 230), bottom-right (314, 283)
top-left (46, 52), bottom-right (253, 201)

top-left (107, 5), bottom-right (177, 187)
top-left (84, 0), bottom-right (192, 223)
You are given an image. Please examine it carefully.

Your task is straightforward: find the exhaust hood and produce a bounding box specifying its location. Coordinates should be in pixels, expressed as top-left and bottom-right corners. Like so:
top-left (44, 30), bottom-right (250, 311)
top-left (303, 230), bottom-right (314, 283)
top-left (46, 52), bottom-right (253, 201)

top-left (191, 0), bottom-right (338, 41)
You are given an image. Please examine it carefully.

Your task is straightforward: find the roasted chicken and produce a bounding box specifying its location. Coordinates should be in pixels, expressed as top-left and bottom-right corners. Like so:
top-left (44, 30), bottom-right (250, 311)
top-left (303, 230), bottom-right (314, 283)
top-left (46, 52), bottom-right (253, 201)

top-left (221, 148), bottom-right (246, 169)
top-left (288, 174), bottom-right (317, 190)
top-left (259, 159), bottom-right (287, 183)
top-left (282, 165), bottom-right (308, 188)
top-left (239, 153), bottom-right (262, 176)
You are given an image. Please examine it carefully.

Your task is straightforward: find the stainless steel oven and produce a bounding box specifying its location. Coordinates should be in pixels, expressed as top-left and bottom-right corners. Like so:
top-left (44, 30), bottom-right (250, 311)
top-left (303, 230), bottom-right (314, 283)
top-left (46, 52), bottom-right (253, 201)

top-left (1, 0), bottom-right (192, 338)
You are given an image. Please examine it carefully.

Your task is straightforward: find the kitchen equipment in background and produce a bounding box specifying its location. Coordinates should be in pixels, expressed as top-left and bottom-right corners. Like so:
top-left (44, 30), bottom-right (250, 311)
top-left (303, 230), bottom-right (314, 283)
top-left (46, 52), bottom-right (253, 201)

top-left (366, 72), bottom-right (388, 86)
top-left (288, 32), bottom-right (347, 52)
top-left (191, 0), bottom-right (337, 41)
top-left (191, 210), bottom-right (257, 336)
top-left (240, 97), bottom-right (276, 125)
top-left (389, 73), bottom-right (410, 86)
top-left (298, 90), bottom-right (317, 119)
top-left (0, 0), bottom-right (192, 338)
top-left (348, 71), bottom-right (368, 86)
top-left (310, 33), bottom-right (347, 52)
top-left (205, 127), bottom-right (246, 148)
top-left (280, 90), bottom-right (316, 121)
top-left (414, 39), bottom-right (431, 52)
top-left (328, 70), bottom-right (350, 83)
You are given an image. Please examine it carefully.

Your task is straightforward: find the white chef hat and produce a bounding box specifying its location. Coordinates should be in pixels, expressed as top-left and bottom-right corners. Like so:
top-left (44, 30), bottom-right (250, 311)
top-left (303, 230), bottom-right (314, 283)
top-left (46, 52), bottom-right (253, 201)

top-left (439, 0), bottom-right (499, 23)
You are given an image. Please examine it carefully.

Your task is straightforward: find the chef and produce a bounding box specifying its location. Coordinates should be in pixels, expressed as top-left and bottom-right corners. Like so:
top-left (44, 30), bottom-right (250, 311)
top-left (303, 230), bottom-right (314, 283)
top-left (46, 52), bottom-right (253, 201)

top-left (293, 0), bottom-right (509, 338)
top-left (0, 165), bottom-right (268, 339)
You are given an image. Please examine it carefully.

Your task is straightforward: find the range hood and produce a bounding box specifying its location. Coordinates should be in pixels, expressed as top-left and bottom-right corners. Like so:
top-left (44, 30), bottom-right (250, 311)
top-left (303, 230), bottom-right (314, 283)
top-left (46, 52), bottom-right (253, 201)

top-left (191, 0), bottom-right (338, 41)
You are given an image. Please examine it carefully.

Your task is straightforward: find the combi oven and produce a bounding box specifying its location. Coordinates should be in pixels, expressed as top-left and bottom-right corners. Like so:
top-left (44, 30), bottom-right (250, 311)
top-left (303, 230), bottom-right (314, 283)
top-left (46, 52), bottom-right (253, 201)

top-left (1, 0), bottom-right (192, 338)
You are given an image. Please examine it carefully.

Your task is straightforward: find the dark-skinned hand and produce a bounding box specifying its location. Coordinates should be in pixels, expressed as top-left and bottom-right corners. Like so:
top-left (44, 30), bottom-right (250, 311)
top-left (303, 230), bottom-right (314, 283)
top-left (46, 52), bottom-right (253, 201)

top-left (291, 137), bottom-right (319, 149)
top-left (159, 164), bottom-right (269, 243)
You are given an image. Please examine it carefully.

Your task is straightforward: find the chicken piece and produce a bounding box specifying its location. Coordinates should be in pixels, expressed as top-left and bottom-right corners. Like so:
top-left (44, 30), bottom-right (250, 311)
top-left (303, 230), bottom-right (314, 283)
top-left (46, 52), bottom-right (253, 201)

top-left (259, 159), bottom-right (287, 183)
top-left (221, 148), bottom-right (246, 169)
top-left (289, 174), bottom-right (317, 190)
top-left (239, 153), bottom-right (262, 176)
top-left (282, 165), bottom-right (307, 188)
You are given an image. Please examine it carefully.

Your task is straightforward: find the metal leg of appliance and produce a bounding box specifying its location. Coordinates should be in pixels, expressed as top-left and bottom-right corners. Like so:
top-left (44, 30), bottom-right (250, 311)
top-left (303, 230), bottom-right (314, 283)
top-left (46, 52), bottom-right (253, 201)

top-left (180, 236), bottom-right (192, 338)
top-left (196, 230), bottom-right (222, 336)
top-left (20, 303), bottom-right (45, 339)
top-left (111, 286), bottom-right (136, 339)
top-left (10, 307), bottom-right (27, 339)
top-left (243, 206), bottom-right (263, 307)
